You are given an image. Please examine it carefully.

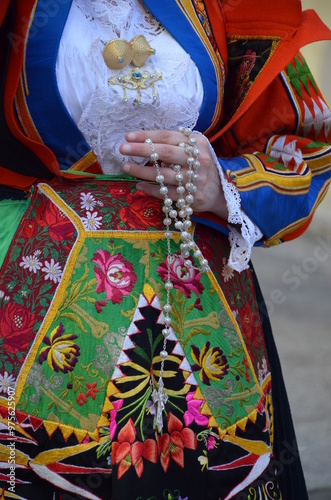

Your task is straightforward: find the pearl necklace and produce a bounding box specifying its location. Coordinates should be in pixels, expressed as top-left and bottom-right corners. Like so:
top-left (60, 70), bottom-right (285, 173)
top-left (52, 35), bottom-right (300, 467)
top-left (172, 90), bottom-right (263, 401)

top-left (146, 127), bottom-right (209, 432)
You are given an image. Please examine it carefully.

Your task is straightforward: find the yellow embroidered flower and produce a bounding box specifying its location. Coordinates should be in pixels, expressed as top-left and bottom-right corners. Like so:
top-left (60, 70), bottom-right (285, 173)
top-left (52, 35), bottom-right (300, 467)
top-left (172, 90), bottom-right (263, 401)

top-left (39, 323), bottom-right (80, 373)
top-left (191, 341), bottom-right (229, 385)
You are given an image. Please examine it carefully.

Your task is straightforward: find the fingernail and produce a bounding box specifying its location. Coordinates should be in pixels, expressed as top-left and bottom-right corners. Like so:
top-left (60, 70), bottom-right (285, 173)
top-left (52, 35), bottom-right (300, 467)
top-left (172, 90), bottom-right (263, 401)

top-left (123, 163), bottom-right (130, 173)
top-left (121, 144), bottom-right (131, 154)
top-left (126, 132), bottom-right (137, 141)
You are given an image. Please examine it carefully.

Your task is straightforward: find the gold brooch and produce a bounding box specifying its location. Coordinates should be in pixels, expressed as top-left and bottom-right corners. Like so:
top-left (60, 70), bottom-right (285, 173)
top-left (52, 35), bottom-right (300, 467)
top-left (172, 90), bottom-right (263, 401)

top-left (102, 35), bottom-right (162, 105)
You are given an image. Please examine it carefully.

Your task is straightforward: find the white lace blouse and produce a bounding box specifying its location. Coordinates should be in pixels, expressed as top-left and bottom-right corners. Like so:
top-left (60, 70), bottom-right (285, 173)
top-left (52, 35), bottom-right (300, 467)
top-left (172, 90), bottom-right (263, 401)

top-left (56, 0), bottom-right (262, 271)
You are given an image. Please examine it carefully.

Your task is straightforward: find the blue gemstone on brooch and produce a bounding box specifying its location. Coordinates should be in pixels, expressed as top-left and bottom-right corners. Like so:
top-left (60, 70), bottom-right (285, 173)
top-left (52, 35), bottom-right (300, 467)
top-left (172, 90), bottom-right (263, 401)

top-left (132, 71), bottom-right (142, 80)
top-left (118, 57), bottom-right (124, 63)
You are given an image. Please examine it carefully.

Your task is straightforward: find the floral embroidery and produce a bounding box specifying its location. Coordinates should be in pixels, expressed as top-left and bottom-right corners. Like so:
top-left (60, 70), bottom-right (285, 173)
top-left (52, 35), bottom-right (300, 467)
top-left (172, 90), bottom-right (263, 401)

top-left (191, 341), bottom-right (229, 385)
top-left (112, 418), bottom-right (157, 479)
top-left (38, 323), bottom-right (80, 373)
top-left (157, 256), bottom-right (204, 298)
top-left (0, 371), bottom-right (16, 395)
top-left (157, 413), bottom-right (197, 473)
top-left (183, 391), bottom-right (209, 427)
top-left (110, 399), bottom-right (124, 440)
top-left (221, 257), bottom-right (234, 282)
top-left (36, 197), bottom-right (75, 242)
top-left (80, 192), bottom-right (97, 211)
top-left (119, 191), bottom-right (163, 229)
top-left (20, 254), bottom-right (43, 274)
top-left (81, 211), bottom-right (103, 231)
top-left (42, 258), bottom-right (63, 283)
top-left (86, 381), bottom-right (99, 400)
top-left (0, 302), bottom-right (35, 355)
top-left (92, 250), bottom-right (137, 307)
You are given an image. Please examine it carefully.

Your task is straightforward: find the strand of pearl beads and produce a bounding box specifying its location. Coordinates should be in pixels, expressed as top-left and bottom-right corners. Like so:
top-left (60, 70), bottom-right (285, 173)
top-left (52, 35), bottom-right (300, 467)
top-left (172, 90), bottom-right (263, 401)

top-left (145, 127), bottom-right (209, 432)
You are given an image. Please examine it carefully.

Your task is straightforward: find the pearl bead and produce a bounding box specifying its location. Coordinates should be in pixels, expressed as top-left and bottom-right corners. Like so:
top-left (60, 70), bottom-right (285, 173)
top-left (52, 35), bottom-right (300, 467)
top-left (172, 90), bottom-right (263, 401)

top-left (174, 221), bottom-right (183, 230)
top-left (164, 231), bottom-right (172, 239)
top-left (163, 304), bottom-right (172, 313)
top-left (176, 186), bottom-right (185, 195)
top-left (164, 316), bottom-right (172, 326)
top-left (185, 207), bottom-right (193, 216)
top-left (165, 281), bottom-right (173, 291)
top-left (194, 249), bottom-right (202, 259)
top-left (193, 160), bottom-right (200, 169)
top-left (185, 194), bottom-right (194, 205)
top-left (162, 328), bottom-right (170, 337)
top-left (169, 209), bottom-right (177, 218)
top-left (163, 217), bottom-right (171, 226)
top-left (172, 164), bottom-right (181, 172)
top-left (181, 231), bottom-right (190, 241)
top-left (184, 260), bottom-right (192, 267)
top-left (150, 152), bottom-right (159, 162)
top-left (160, 350), bottom-right (168, 359)
top-left (187, 156), bottom-right (194, 166)
top-left (176, 198), bottom-right (186, 208)
top-left (189, 136), bottom-right (196, 145)
top-left (164, 198), bottom-right (173, 207)
top-left (178, 209), bottom-right (185, 218)
top-left (160, 186), bottom-right (168, 195)
top-left (175, 173), bottom-right (184, 183)
top-left (156, 174), bottom-right (164, 183)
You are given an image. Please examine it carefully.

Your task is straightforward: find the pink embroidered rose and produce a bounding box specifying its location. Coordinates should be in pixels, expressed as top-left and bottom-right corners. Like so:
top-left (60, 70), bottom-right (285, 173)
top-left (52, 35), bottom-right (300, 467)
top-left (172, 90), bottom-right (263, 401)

top-left (92, 250), bottom-right (137, 306)
top-left (157, 256), bottom-right (204, 298)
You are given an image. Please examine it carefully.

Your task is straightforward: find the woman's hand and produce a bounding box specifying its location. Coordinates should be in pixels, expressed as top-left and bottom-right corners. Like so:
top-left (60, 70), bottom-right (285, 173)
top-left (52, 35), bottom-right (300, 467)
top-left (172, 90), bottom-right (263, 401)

top-left (120, 129), bottom-right (228, 220)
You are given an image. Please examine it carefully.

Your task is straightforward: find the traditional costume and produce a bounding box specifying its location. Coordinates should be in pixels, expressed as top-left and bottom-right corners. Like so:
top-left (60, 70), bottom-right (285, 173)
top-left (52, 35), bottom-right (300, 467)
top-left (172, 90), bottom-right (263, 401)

top-left (0, 1), bottom-right (331, 499)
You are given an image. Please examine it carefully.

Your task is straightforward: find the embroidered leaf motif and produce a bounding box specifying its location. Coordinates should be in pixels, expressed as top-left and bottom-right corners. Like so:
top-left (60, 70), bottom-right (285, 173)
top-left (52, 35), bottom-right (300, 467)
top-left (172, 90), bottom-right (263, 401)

top-left (60, 312), bottom-right (88, 334)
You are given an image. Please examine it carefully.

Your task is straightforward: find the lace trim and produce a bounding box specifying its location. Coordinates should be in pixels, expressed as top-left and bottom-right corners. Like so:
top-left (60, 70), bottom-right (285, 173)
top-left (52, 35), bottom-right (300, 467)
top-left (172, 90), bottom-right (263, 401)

top-left (56, 0), bottom-right (203, 173)
top-left (205, 137), bottom-right (263, 272)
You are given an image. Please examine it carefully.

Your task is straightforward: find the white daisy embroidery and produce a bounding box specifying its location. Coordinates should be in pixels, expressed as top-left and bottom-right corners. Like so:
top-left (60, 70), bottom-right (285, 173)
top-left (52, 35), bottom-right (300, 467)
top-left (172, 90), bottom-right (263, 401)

top-left (221, 259), bottom-right (234, 282)
top-left (42, 259), bottom-right (63, 283)
top-left (0, 371), bottom-right (16, 395)
top-left (20, 255), bottom-right (43, 273)
top-left (81, 211), bottom-right (103, 231)
top-left (80, 192), bottom-right (97, 211)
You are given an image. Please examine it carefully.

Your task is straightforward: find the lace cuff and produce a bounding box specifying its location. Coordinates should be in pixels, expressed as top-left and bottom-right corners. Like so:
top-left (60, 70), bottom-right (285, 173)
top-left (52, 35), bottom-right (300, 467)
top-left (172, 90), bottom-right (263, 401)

top-left (205, 137), bottom-right (263, 272)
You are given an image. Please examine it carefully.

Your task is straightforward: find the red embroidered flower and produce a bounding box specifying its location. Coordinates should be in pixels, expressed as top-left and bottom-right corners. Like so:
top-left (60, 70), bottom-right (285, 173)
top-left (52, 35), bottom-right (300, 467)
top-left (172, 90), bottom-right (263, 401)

top-left (36, 198), bottom-right (75, 242)
top-left (108, 184), bottom-right (132, 199)
top-left (112, 419), bottom-right (157, 479)
top-left (76, 393), bottom-right (87, 406)
top-left (119, 191), bottom-right (163, 229)
top-left (238, 304), bottom-right (258, 346)
top-left (92, 250), bottom-right (137, 306)
top-left (157, 413), bottom-right (197, 473)
top-left (22, 218), bottom-right (39, 239)
top-left (86, 381), bottom-right (99, 400)
top-left (0, 303), bottom-right (35, 355)
top-left (157, 256), bottom-right (204, 299)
